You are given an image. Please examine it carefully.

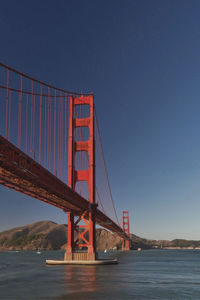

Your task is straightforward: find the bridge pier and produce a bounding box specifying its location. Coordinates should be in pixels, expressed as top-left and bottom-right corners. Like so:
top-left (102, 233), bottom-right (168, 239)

top-left (64, 207), bottom-right (97, 261)
top-left (122, 239), bottom-right (130, 251)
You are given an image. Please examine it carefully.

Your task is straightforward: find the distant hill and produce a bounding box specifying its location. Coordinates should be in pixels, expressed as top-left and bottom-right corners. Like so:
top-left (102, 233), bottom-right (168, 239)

top-left (0, 221), bottom-right (67, 251)
top-left (0, 221), bottom-right (150, 251)
top-left (0, 221), bottom-right (199, 251)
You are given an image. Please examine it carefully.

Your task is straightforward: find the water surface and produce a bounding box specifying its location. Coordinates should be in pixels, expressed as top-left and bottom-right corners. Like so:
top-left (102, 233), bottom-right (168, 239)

top-left (1, 249), bottom-right (200, 299)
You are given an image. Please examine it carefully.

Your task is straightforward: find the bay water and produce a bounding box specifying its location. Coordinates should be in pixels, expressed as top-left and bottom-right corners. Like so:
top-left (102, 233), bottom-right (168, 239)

top-left (1, 249), bottom-right (200, 299)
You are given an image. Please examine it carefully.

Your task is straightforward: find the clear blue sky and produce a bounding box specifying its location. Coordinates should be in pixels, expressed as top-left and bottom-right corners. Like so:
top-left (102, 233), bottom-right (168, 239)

top-left (1, 0), bottom-right (200, 240)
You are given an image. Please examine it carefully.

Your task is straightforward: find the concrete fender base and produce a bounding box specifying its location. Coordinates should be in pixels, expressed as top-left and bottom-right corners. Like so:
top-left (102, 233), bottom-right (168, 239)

top-left (46, 259), bottom-right (118, 265)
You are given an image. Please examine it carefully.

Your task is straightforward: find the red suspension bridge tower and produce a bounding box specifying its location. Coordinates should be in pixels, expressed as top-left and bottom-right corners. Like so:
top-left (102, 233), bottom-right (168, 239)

top-left (65, 94), bottom-right (97, 261)
top-left (122, 211), bottom-right (130, 251)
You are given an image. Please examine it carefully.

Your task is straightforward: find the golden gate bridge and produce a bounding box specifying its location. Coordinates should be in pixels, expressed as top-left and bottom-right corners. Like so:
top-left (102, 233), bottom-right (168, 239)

top-left (0, 62), bottom-right (130, 262)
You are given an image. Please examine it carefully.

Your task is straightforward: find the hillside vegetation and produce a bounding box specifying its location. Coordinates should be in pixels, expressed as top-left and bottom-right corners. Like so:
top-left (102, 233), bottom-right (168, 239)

top-left (0, 221), bottom-right (199, 251)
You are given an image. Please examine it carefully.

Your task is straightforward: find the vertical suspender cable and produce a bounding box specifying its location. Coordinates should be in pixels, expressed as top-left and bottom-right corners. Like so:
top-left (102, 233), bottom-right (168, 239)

top-left (65, 96), bottom-right (67, 184)
top-left (33, 94), bottom-right (35, 159)
top-left (47, 88), bottom-right (50, 169)
top-left (44, 96), bottom-right (47, 168)
top-left (54, 90), bottom-right (56, 174)
top-left (5, 70), bottom-right (9, 138)
top-left (60, 98), bottom-right (63, 179)
top-left (60, 98), bottom-right (62, 178)
top-left (30, 81), bottom-right (33, 157)
top-left (8, 90), bottom-right (11, 141)
top-left (18, 75), bottom-right (22, 148)
top-left (57, 98), bottom-right (60, 177)
top-left (47, 97), bottom-right (50, 169)
top-left (26, 95), bottom-right (29, 152)
top-left (57, 97), bottom-right (60, 178)
top-left (60, 98), bottom-right (62, 179)
top-left (49, 95), bottom-right (52, 171)
top-left (39, 85), bottom-right (42, 164)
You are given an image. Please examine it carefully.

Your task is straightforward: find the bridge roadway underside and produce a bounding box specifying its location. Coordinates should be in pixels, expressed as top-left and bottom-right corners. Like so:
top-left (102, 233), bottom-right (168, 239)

top-left (0, 135), bottom-right (129, 241)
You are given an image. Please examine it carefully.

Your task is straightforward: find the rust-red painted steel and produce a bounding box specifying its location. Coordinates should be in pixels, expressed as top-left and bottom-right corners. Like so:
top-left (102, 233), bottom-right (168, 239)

top-left (122, 211), bottom-right (130, 250)
top-left (66, 95), bottom-right (96, 259)
top-left (0, 134), bottom-right (128, 240)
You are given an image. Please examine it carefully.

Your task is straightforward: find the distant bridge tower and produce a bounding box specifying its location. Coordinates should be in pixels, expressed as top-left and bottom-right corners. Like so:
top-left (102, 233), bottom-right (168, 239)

top-left (65, 94), bottom-right (97, 261)
top-left (122, 211), bottom-right (130, 250)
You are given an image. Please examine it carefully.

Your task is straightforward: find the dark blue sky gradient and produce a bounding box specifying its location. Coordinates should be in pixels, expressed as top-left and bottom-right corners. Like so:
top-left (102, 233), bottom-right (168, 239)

top-left (1, 0), bottom-right (200, 239)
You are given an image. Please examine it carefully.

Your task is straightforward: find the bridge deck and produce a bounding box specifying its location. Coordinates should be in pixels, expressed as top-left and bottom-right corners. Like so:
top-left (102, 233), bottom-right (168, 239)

top-left (0, 135), bottom-right (129, 240)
